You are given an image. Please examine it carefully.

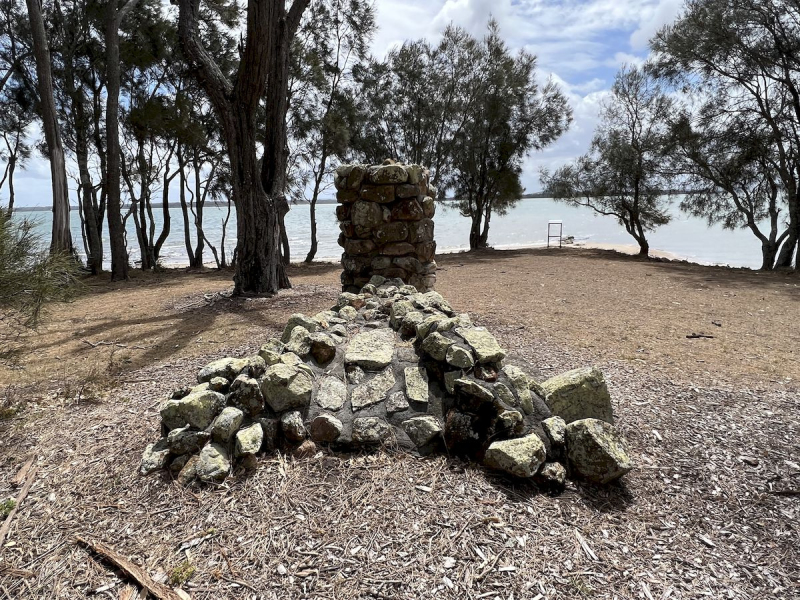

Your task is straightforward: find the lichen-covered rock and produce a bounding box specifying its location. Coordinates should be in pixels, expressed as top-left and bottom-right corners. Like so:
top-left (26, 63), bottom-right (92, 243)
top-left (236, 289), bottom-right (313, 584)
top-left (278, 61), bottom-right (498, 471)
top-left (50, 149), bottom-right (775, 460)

top-left (401, 416), bottom-right (442, 447)
top-left (565, 418), bottom-right (632, 484)
top-left (502, 365), bottom-right (533, 412)
top-left (176, 455), bottom-right (199, 486)
top-left (446, 345), bottom-right (475, 369)
top-left (167, 426), bottom-right (211, 455)
top-left (160, 390), bottom-right (225, 431)
top-left (310, 414), bottom-right (343, 443)
top-left (309, 333), bottom-right (336, 365)
top-left (455, 327), bottom-right (506, 364)
top-left (316, 376), bottom-right (347, 411)
top-left (208, 377), bottom-right (229, 393)
top-left (140, 439), bottom-right (170, 475)
top-left (352, 417), bottom-right (392, 444)
top-left (351, 368), bottom-right (396, 410)
top-left (542, 416), bottom-right (567, 447)
top-left (483, 433), bottom-right (546, 478)
top-left (195, 443), bottom-right (230, 483)
top-left (421, 332), bottom-right (454, 361)
top-left (345, 328), bottom-right (395, 370)
top-left (281, 314), bottom-right (319, 343)
top-left (281, 410), bottom-right (307, 442)
top-left (537, 461), bottom-right (566, 487)
top-left (260, 363), bottom-right (314, 412)
top-left (541, 367), bottom-right (613, 424)
top-left (285, 326), bottom-right (312, 357)
top-left (368, 164), bottom-right (408, 184)
top-left (210, 407), bottom-right (244, 443)
top-left (454, 378), bottom-right (494, 403)
top-left (498, 410), bottom-right (524, 434)
top-left (386, 391), bottom-right (409, 413)
top-left (227, 374), bottom-right (264, 417)
top-left (197, 357), bottom-right (248, 383)
top-left (404, 366), bottom-right (429, 404)
top-left (258, 340), bottom-right (284, 366)
top-left (235, 423), bottom-right (263, 457)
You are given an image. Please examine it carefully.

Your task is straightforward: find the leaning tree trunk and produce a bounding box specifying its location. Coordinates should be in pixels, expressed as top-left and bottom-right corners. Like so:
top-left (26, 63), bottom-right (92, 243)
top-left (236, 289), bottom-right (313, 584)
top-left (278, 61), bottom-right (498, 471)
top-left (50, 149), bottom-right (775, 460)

top-left (25, 0), bottom-right (72, 256)
top-left (775, 193), bottom-right (799, 269)
top-left (468, 199), bottom-right (484, 250)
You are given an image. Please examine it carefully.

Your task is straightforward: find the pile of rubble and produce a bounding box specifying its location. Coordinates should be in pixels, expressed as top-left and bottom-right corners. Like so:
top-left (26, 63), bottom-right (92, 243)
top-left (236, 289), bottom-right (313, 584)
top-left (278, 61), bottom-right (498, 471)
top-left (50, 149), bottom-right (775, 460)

top-left (141, 278), bottom-right (632, 488)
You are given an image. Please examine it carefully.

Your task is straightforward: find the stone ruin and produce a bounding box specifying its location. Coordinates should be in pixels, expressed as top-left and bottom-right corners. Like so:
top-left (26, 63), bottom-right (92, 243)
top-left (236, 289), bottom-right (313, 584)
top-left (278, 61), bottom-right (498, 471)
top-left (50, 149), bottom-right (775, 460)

top-left (335, 161), bottom-right (437, 293)
top-left (140, 278), bottom-right (633, 488)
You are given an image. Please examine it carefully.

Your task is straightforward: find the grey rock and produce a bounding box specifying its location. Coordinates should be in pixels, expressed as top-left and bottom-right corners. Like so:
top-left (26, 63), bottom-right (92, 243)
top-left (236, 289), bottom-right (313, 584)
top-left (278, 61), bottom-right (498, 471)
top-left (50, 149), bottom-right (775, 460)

top-left (542, 416), bottom-right (567, 447)
top-left (565, 418), bottom-right (632, 484)
top-left (446, 345), bottom-right (475, 369)
top-left (260, 363), bottom-right (314, 412)
top-left (352, 418), bottom-right (392, 444)
top-left (338, 305), bottom-right (358, 321)
top-left (208, 377), bottom-right (229, 393)
top-left (386, 391), bottom-right (410, 413)
top-left (140, 439), bottom-right (170, 475)
top-left (309, 413), bottom-right (343, 443)
top-left (258, 418), bottom-right (279, 453)
top-left (494, 383), bottom-right (517, 407)
top-left (444, 371), bottom-right (460, 394)
top-left (176, 455), bottom-right (199, 486)
top-left (502, 365), bottom-right (534, 414)
top-left (196, 443), bottom-right (230, 483)
top-left (309, 333), bottom-right (337, 365)
top-left (538, 461), bottom-right (567, 487)
top-left (484, 433), bottom-right (546, 478)
top-left (285, 326), bottom-right (312, 357)
top-left (455, 327), bottom-right (506, 364)
top-left (317, 376), bottom-right (347, 411)
top-left (351, 368), bottom-right (396, 410)
top-left (209, 407), bottom-right (244, 443)
top-left (281, 410), bottom-right (307, 442)
top-left (167, 426), bottom-right (211, 455)
top-left (235, 423), bottom-right (264, 457)
top-left (197, 357), bottom-right (248, 383)
top-left (281, 314), bottom-right (319, 343)
top-left (227, 374), bottom-right (264, 417)
top-left (498, 410), bottom-right (524, 434)
top-left (160, 390), bottom-right (225, 431)
top-left (541, 367), bottom-right (614, 424)
top-left (345, 329), bottom-right (395, 370)
top-left (404, 366), bottom-right (429, 404)
top-left (401, 416), bottom-right (442, 447)
top-left (454, 378), bottom-right (494, 403)
top-left (421, 331), bottom-right (454, 361)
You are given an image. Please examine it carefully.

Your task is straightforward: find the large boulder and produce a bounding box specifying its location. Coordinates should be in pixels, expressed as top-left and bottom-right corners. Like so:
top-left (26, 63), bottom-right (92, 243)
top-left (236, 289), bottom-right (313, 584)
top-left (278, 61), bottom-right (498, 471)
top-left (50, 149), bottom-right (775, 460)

top-left (160, 390), bottom-right (225, 431)
top-left (483, 433), bottom-right (546, 478)
top-left (541, 367), bottom-right (613, 424)
top-left (565, 418), bottom-right (632, 484)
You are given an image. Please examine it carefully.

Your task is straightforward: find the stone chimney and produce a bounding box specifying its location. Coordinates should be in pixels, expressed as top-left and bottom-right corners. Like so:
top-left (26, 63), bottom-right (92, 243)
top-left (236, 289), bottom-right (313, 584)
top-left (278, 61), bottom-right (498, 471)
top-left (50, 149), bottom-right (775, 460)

top-left (335, 160), bottom-right (437, 293)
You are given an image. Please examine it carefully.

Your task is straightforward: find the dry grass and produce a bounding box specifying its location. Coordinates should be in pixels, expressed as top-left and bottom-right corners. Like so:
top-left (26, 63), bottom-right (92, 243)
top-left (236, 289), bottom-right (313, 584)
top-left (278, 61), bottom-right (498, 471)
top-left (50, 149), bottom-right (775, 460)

top-left (0, 249), bottom-right (798, 599)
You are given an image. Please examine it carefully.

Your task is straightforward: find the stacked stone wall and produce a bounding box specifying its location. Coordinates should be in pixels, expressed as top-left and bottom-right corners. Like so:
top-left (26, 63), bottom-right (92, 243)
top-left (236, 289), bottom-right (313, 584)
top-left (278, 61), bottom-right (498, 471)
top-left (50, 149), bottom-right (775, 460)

top-left (335, 161), bottom-right (437, 293)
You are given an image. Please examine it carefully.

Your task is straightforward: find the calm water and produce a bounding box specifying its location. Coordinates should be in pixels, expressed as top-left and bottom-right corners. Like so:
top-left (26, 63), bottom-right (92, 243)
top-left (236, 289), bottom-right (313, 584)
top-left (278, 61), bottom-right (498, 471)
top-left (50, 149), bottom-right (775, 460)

top-left (18, 197), bottom-right (770, 270)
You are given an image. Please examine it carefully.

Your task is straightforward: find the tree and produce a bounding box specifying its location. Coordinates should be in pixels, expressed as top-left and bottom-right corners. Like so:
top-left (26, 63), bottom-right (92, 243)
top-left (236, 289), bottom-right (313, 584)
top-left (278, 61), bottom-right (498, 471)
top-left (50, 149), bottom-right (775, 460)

top-left (0, 84), bottom-right (33, 216)
top-left (449, 21), bottom-right (571, 250)
top-left (667, 105), bottom-right (790, 270)
top-left (652, 0), bottom-right (800, 269)
top-left (288, 0), bottom-right (375, 262)
top-left (24, 0), bottom-right (73, 255)
top-left (542, 66), bottom-right (674, 256)
top-left (177, 0), bottom-right (310, 295)
top-left (105, 0), bottom-right (141, 280)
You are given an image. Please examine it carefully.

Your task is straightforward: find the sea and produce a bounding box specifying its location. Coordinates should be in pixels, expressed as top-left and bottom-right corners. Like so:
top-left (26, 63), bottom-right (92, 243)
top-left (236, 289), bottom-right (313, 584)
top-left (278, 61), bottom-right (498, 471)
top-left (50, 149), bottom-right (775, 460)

top-left (15, 197), bottom-right (774, 270)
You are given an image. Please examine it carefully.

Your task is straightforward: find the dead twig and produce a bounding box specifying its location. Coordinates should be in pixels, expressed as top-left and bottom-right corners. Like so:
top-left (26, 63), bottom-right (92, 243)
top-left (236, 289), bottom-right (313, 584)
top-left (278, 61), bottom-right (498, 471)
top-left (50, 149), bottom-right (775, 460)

top-left (74, 536), bottom-right (183, 600)
top-left (10, 455), bottom-right (35, 487)
top-left (0, 467), bottom-right (38, 549)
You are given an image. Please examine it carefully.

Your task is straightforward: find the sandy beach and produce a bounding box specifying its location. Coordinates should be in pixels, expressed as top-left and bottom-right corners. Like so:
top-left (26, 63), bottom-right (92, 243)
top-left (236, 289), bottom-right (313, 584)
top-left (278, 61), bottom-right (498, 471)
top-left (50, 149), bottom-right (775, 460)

top-left (1, 247), bottom-right (797, 598)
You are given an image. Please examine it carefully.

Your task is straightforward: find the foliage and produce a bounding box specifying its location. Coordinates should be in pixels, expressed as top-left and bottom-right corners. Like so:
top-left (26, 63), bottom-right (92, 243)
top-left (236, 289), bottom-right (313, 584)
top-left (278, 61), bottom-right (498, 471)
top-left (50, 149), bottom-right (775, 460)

top-left (651, 0), bottom-right (800, 268)
top-left (542, 65), bottom-right (674, 256)
top-left (0, 211), bottom-right (78, 362)
top-left (0, 498), bottom-right (15, 519)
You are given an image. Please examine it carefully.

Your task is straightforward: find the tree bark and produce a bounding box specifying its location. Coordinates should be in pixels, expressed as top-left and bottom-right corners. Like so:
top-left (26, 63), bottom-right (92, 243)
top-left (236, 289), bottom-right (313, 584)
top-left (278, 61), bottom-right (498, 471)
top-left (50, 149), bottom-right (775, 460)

top-left (25, 0), bottom-right (73, 256)
top-left (105, 0), bottom-right (140, 280)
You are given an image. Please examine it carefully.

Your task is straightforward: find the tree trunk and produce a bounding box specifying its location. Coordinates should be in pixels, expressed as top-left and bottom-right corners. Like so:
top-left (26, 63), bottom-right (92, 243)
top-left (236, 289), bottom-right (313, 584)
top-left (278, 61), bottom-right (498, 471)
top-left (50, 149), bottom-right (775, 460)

top-left (775, 193), bottom-right (798, 269)
top-left (25, 0), bottom-right (72, 256)
top-left (105, 0), bottom-right (139, 280)
top-left (468, 198), bottom-right (484, 250)
top-left (305, 199), bottom-right (318, 263)
top-left (478, 203), bottom-right (491, 248)
top-left (6, 156), bottom-right (15, 216)
top-left (177, 148), bottom-right (195, 266)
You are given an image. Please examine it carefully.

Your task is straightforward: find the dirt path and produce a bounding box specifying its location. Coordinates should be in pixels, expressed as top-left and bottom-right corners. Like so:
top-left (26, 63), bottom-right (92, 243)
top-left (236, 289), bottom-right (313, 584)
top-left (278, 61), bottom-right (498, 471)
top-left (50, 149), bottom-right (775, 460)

top-left (0, 248), bottom-right (797, 599)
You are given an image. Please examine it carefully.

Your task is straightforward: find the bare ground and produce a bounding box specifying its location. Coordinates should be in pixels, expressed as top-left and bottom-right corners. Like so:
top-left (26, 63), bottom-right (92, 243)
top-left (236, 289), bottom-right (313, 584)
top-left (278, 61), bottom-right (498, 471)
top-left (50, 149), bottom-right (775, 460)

top-left (0, 248), bottom-right (798, 599)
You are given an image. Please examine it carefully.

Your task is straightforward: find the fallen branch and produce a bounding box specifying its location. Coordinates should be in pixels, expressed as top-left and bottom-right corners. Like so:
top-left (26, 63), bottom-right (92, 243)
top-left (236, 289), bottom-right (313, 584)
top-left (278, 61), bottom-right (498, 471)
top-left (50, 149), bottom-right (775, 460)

top-left (0, 565), bottom-right (35, 578)
top-left (82, 340), bottom-right (147, 350)
top-left (0, 466), bottom-right (38, 549)
top-left (10, 455), bottom-right (35, 487)
top-left (75, 536), bottom-right (183, 600)
top-left (686, 333), bottom-right (714, 339)
top-left (768, 489), bottom-right (800, 496)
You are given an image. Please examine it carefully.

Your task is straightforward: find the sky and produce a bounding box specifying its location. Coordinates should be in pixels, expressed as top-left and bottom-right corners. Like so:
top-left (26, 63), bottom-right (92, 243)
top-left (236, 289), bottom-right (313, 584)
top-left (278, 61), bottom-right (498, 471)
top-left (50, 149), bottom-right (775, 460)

top-left (9, 0), bottom-right (685, 208)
